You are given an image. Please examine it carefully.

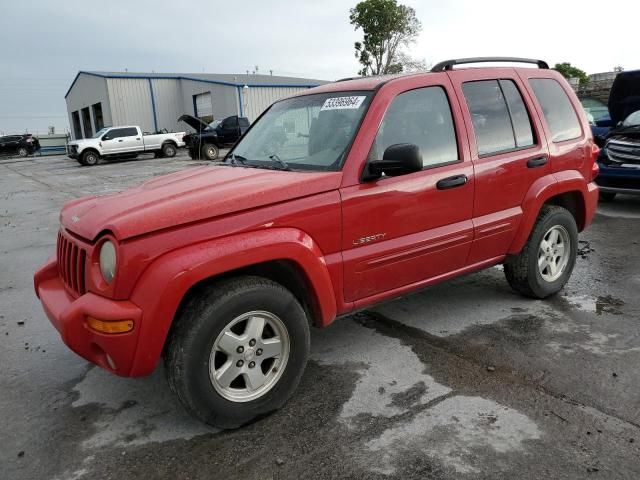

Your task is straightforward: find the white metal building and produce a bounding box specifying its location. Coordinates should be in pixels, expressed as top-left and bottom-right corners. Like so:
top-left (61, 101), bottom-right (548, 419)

top-left (65, 71), bottom-right (327, 139)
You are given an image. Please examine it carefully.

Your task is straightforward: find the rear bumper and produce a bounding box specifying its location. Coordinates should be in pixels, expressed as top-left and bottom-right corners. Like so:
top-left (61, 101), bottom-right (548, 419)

top-left (34, 257), bottom-right (142, 376)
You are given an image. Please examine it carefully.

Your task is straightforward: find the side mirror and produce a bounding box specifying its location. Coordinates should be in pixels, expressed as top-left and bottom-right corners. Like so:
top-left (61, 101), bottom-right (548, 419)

top-left (364, 143), bottom-right (422, 180)
top-left (102, 135), bottom-right (110, 141)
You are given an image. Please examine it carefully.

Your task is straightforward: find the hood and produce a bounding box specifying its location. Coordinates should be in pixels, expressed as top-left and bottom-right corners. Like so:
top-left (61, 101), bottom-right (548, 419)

top-left (178, 114), bottom-right (210, 133)
top-left (608, 70), bottom-right (640, 124)
top-left (60, 166), bottom-right (342, 241)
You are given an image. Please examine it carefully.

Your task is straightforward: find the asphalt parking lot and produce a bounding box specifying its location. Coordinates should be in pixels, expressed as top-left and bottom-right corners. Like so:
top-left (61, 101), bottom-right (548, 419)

top-left (1, 152), bottom-right (639, 480)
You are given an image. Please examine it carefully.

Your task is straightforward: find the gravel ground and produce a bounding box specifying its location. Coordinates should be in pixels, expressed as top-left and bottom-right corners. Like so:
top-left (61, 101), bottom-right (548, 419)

top-left (1, 152), bottom-right (639, 480)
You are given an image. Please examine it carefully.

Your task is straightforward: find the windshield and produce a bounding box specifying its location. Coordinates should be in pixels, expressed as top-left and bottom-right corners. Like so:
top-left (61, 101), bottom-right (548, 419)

top-left (92, 127), bottom-right (110, 139)
top-left (229, 91), bottom-right (372, 171)
top-left (622, 110), bottom-right (640, 127)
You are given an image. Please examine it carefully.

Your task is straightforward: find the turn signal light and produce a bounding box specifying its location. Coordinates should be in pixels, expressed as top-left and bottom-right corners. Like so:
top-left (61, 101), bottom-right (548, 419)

top-left (86, 317), bottom-right (134, 334)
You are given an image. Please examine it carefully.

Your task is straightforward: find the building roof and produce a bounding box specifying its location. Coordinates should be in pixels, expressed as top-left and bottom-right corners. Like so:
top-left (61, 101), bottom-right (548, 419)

top-left (65, 71), bottom-right (328, 98)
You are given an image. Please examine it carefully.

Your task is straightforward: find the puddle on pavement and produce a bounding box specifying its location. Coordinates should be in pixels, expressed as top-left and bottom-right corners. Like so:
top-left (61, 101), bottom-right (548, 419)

top-left (563, 293), bottom-right (625, 315)
top-left (312, 319), bottom-right (542, 475)
top-left (72, 367), bottom-right (213, 448)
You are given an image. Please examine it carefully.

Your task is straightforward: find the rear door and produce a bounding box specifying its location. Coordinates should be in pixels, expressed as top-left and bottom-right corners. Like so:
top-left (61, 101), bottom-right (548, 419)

top-left (219, 116), bottom-right (240, 144)
top-left (117, 127), bottom-right (143, 153)
top-left (448, 68), bottom-right (550, 263)
top-left (341, 77), bottom-right (475, 304)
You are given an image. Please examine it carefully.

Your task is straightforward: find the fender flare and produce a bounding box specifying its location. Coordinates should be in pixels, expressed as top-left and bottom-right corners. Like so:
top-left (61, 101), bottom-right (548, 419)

top-left (127, 228), bottom-right (337, 376)
top-left (80, 147), bottom-right (101, 158)
top-left (508, 171), bottom-right (591, 254)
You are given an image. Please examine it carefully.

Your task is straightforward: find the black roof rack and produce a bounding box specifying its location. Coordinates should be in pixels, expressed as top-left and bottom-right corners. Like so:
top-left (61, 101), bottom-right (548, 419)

top-left (431, 57), bottom-right (549, 72)
top-left (335, 76), bottom-right (362, 82)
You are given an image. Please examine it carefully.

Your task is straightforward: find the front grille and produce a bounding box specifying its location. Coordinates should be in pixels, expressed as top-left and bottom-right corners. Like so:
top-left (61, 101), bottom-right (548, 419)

top-left (57, 231), bottom-right (87, 296)
top-left (605, 138), bottom-right (640, 165)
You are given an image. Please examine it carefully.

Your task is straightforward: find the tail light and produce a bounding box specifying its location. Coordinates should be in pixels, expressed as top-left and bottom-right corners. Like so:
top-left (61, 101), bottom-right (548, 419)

top-left (590, 142), bottom-right (600, 181)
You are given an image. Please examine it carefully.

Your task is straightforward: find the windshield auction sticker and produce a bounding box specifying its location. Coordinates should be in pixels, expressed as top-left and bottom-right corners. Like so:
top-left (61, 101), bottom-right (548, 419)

top-left (320, 96), bottom-right (366, 111)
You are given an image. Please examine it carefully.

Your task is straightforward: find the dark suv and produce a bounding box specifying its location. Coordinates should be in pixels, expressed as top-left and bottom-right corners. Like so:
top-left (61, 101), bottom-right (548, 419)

top-left (595, 70), bottom-right (640, 200)
top-left (179, 114), bottom-right (250, 160)
top-left (0, 134), bottom-right (40, 157)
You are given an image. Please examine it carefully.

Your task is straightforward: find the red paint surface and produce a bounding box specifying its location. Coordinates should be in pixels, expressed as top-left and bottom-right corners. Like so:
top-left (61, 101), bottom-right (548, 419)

top-left (35, 67), bottom-right (599, 377)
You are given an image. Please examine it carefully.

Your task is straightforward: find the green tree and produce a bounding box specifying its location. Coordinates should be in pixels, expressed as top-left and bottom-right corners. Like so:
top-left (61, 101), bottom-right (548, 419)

top-left (554, 62), bottom-right (589, 85)
top-left (350, 0), bottom-right (424, 76)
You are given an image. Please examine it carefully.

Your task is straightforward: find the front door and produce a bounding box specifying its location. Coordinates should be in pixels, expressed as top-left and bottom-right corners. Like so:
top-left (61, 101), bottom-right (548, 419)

top-left (219, 116), bottom-right (240, 144)
top-left (341, 82), bottom-right (475, 303)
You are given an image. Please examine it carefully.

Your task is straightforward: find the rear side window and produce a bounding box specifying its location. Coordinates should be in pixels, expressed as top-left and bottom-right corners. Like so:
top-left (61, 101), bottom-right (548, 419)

top-left (370, 86), bottom-right (458, 168)
top-left (529, 78), bottom-right (582, 142)
top-left (462, 80), bottom-right (535, 156)
top-left (122, 127), bottom-right (138, 136)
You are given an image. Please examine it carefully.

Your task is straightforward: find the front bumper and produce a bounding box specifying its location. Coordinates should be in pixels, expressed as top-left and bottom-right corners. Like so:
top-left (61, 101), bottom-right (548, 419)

top-left (66, 145), bottom-right (79, 159)
top-left (34, 256), bottom-right (142, 376)
top-left (596, 161), bottom-right (640, 195)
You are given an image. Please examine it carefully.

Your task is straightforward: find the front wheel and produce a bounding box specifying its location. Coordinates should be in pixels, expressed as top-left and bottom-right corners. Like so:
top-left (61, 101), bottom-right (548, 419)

top-left (17, 147), bottom-right (29, 157)
top-left (201, 143), bottom-right (219, 161)
top-left (81, 150), bottom-right (99, 166)
top-left (165, 276), bottom-right (310, 429)
top-left (599, 191), bottom-right (616, 202)
top-left (504, 205), bottom-right (578, 299)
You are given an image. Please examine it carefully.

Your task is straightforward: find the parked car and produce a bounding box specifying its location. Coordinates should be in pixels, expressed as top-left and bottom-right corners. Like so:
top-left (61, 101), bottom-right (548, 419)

top-left (179, 114), bottom-right (250, 160)
top-left (34, 57), bottom-right (599, 428)
top-left (594, 70), bottom-right (640, 200)
top-left (66, 126), bottom-right (186, 166)
top-left (0, 134), bottom-right (40, 157)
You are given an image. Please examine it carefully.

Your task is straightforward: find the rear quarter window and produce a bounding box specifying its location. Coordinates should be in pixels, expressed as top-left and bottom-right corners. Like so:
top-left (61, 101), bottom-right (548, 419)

top-left (529, 78), bottom-right (582, 142)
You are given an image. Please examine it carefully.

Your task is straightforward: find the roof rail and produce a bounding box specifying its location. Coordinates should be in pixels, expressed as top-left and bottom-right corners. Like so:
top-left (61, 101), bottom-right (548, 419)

top-left (335, 76), bottom-right (364, 82)
top-left (431, 57), bottom-right (549, 72)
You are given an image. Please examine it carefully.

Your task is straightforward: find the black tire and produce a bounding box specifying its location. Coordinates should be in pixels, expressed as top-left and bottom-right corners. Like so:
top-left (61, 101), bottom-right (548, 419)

top-left (201, 143), bottom-right (219, 161)
top-left (17, 147), bottom-right (29, 157)
top-left (76, 158), bottom-right (87, 166)
top-left (504, 205), bottom-right (578, 299)
top-left (599, 191), bottom-right (616, 202)
top-left (82, 150), bottom-right (99, 166)
top-left (165, 276), bottom-right (310, 429)
top-left (162, 143), bottom-right (177, 158)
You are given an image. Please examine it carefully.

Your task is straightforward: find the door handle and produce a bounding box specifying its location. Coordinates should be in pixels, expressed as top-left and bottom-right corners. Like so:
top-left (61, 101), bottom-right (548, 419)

top-left (527, 156), bottom-right (548, 168)
top-left (436, 174), bottom-right (468, 190)
top-left (136, 138), bottom-right (140, 140)
top-left (118, 139), bottom-right (124, 142)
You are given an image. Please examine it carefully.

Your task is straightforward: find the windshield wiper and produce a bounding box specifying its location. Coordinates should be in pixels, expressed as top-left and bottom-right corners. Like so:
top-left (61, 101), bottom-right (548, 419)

top-left (268, 154), bottom-right (291, 171)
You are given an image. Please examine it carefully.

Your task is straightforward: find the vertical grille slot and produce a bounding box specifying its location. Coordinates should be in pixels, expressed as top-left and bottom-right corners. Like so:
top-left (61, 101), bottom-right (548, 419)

top-left (56, 231), bottom-right (87, 296)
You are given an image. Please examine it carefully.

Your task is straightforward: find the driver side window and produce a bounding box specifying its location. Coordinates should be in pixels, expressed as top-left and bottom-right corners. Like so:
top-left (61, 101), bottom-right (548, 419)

top-left (370, 86), bottom-right (459, 168)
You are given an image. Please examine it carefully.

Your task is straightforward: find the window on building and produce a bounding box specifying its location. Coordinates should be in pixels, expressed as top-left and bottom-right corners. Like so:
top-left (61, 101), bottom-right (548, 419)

top-left (462, 79), bottom-right (535, 156)
top-left (529, 78), bottom-right (582, 142)
top-left (369, 86), bottom-right (459, 168)
top-left (81, 107), bottom-right (92, 139)
top-left (72, 111), bottom-right (82, 139)
top-left (92, 103), bottom-right (104, 131)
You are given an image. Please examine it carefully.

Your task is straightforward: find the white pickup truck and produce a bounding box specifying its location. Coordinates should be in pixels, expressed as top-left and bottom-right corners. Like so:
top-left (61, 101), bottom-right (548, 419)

top-left (67, 126), bottom-right (186, 166)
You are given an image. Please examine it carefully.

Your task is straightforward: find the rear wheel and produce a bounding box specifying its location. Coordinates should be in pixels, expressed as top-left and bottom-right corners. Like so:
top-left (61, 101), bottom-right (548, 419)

top-left (17, 147), bottom-right (28, 157)
top-left (81, 150), bottom-right (99, 166)
top-left (201, 143), bottom-right (219, 161)
top-left (599, 191), bottom-right (616, 202)
top-left (504, 205), bottom-right (578, 298)
top-left (162, 143), bottom-right (177, 158)
top-left (165, 276), bottom-right (310, 429)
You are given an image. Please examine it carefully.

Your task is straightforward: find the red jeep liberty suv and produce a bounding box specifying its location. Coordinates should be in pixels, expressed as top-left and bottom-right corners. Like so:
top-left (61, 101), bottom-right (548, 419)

top-left (34, 58), bottom-right (600, 428)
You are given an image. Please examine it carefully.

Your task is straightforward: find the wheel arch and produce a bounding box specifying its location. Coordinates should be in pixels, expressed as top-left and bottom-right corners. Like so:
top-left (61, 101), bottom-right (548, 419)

top-left (127, 228), bottom-right (337, 376)
top-left (508, 172), bottom-right (592, 254)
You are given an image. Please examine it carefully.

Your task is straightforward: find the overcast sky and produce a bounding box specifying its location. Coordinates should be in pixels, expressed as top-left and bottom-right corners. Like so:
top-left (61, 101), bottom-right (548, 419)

top-left (1, 0), bottom-right (637, 135)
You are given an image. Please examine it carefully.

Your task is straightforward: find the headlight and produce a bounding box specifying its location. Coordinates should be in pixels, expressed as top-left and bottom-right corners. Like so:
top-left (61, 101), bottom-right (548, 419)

top-left (99, 240), bottom-right (117, 283)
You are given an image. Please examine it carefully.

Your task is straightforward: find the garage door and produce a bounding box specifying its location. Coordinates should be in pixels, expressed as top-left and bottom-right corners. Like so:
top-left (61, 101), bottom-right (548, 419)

top-left (194, 92), bottom-right (213, 121)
